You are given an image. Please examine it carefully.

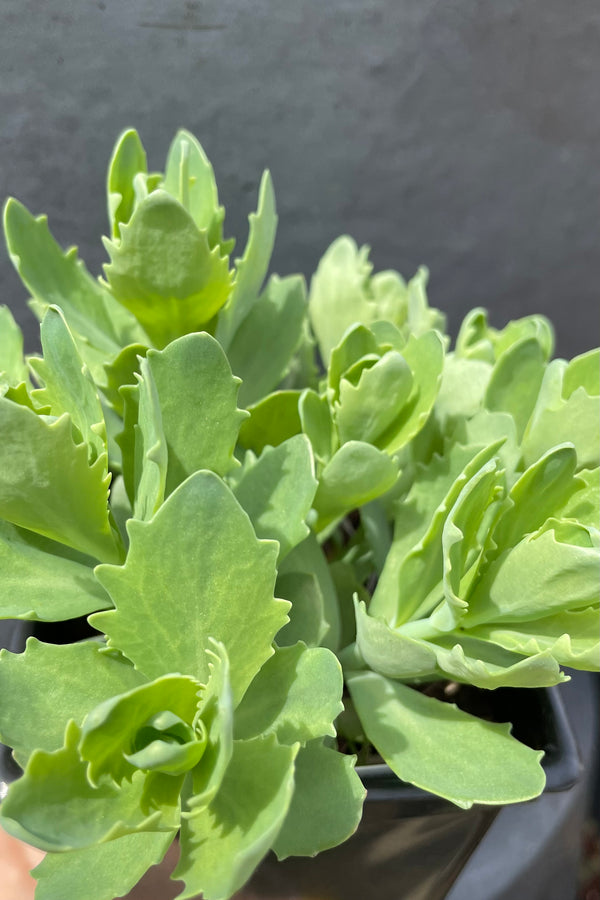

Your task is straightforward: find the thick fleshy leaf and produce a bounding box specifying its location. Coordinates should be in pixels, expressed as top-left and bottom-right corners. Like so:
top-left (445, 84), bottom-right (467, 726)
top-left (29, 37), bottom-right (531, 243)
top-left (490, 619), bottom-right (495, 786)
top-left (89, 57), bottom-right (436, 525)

top-left (3, 198), bottom-right (142, 354)
top-left (216, 171), bottom-right (277, 349)
top-left (0, 305), bottom-right (28, 386)
top-left (347, 670), bottom-right (545, 807)
top-left (373, 443), bottom-right (502, 625)
top-left (93, 471), bottom-right (288, 704)
top-left (33, 831), bottom-right (174, 900)
top-left (273, 740), bottom-right (365, 859)
top-left (278, 534), bottom-right (341, 651)
top-left (227, 274), bottom-right (307, 407)
top-left (80, 675), bottom-right (201, 785)
top-left (233, 435), bottom-right (317, 560)
top-left (355, 599), bottom-right (438, 679)
top-left (484, 338), bottom-right (547, 439)
top-left (313, 441), bottom-right (399, 532)
top-left (299, 388), bottom-right (334, 463)
top-left (0, 400), bottom-right (122, 562)
top-left (147, 332), bottom-right (247, 492)
top-left (558, 467), bottom-right (600, 526)
top-left (103, 192), bottom-right (233, 347)
top-left (523, 356), bottom-right (600, 469)
top-left (174, 736), bottom-right (297, 900)
top-left (238, 390), bottom-right (302, 454)
top-left (463, 523), bottom-right (600, 627)
top-left (377, 331), bottom-right (445, 455)
top-left (0, 639), bottom-right (144, 766)
top-left (335, 350), bottom-right (413, 446)
top-left (0, 721), bottom-right (162, 851)
top-left (434, 354), bottom-right (492, 431)
top-left (234, 643), bottom-right (343, 745)
top-left (0, 520), bottom-right (111, 621)
top-left (30, 306), bottom-right (106, 462)
top-left (470, 607), bottom-right (600, 671)
top-left (162, 129), bottom-right (221, 236)
top-left (130, 356), bottom-right (167, 520)
top-left (275, 572), bottom-right (328, 648)
top-left (107, 129), bottom-right (148, 239)
top-left (186, 641), bottom-right (233, 811)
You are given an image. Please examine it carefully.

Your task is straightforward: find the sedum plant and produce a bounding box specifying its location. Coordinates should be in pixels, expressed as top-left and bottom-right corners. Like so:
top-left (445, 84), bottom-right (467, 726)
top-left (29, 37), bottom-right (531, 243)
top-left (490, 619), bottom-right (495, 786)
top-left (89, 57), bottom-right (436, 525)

top-left (0, 128), bottom-right (598, 898)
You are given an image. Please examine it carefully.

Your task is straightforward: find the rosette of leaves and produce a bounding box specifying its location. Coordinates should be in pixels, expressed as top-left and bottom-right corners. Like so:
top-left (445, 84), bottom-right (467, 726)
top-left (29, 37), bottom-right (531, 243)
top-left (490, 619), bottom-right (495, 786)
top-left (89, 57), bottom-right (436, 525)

top-left (3, 129), bottom-right (313, 426)
top-left (0, 315), bottom-right (364, 899)
top-left (340, 437), bottom-right (599, 807)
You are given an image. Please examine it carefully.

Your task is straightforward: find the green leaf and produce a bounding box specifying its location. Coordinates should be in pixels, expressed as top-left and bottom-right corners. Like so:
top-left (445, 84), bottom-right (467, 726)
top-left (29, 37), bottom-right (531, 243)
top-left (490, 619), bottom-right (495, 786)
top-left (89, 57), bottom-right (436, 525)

top-left (523, 358), bottom-right (600, 470)
top-left (103, 191), bottom-right (233, 347)
top-left (0, 721), bottom-right (162, 851)
top-left (313, 441), bottom-right (399, 532)
top-left (186, 641), bottom-right (233, 811)
top-left (234, 643), bottom-right (343, 745)
top-left (278, 534), bottom-right (342, 652)
top-left (174, 736), bottom-right (297, 900)
top-left (33, 831), bottom-right (174, 900)
top-left (470, 607), bottom-right (600, 671)
top-left (107, 129), bottom-right (148, 239)
top-left (563, 348), bottom-right (600, 398)
top-left (216, 171), bottom-right (278, 349)
top-left (275, 572), bottom-right (328, 648)
top-left (3, 198), bottom-right (143, 354)
top-left (273, 740), bottom-right (365, 859)
top-left (0, 305), bottom-right (28, 386)
top-left (335, 350), bottom-right (413, 446)
top-left (146, 332), bottom-right (247, 493)
top-left (379, 330), bottom-right (444, 455)
top-left (238, 390), bottom-right (302, 454)
top-left (162, 129), bottom-right (221, 236)
top-left (80, 674), bottom-right (201, 785)
top-left (0, 639), bottom-right (144, 766)
top-left (347, 670), bottom-right (545, 807)
top-left (0, 399), bottom-right (122, 562)
top-left (558, 467), bottom-right (600, 526)
top-left (0, 520), bottom-right (111, 621)
top-left (131, 356), bottom-right (167, 520)
top-left (355, 599), bottom-right (438, 679)
top-left (29, 306), bottom-right (106, 462)
top-left (227, 274), bottom-right (307, 407)
top-left (309, 237), bottom-right (381, 365)
top-left (434, 354), bottom-right (492, 431)
top-left (463, 523), bottom-right (600, 626)
top-left (99, 341), bottom-right (147, 417)
top-left (299, 388), bottom-right (334, 463)
top-left (233, 435), bottom-right (317, 560)
top-left (484, 338), bottom-right (547, 440)
top-left (93, 471), bottom-right (288, 704)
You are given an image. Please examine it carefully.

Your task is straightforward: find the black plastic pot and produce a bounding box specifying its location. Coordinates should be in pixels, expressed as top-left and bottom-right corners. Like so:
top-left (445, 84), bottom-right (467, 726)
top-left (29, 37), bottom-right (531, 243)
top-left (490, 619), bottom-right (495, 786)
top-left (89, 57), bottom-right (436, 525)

top-left (0, 619), bottom-right (596, 900)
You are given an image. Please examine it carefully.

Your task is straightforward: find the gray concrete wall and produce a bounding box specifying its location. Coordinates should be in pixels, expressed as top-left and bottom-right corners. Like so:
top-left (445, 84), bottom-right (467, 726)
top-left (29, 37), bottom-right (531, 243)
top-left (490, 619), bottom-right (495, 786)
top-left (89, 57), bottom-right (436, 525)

top-left (1, 0), bottom-right (599, 357)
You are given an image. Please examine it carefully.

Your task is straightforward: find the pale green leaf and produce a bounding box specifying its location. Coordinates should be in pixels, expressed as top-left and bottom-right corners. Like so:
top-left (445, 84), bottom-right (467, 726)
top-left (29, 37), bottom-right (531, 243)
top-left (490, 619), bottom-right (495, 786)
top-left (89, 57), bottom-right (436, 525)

top-left (558, 467), bottom-right (599, 526)
top-left (234, 643), bottom-right (343, 745)
top-left (216, 171), bottom-right (277, 349)
top-left (103, 191), bottom-right (233, 347)
top-left (29, 306), bottom-right (106, 461)
top-left (278, 534), bottom-right (342, 652)
top-left (347, 670), bottom-right (545, 807)
top-left (434, 354), bottom-right (492, 431)
top-left (273, 740), bottom-right (365, 859)
top-left (0, 721), bottom-right (162, 851)
top-left (0, 520), bottom-right (111, 621)
top-left (275, 572), bottom-right (328, 648)
top-left (299, 388), bottom-right (334, 463)
top-left (0, 399), bottom-right (122, 562)
top-left (233, 435), bottom-right (317, 560)
top-left (0, 639), bottom-right (144, 766)
top-left (3, 198), bottom-right (143, 353)
top-left (162, 129), bottom-right (221, 236)
top-left (131, 356), bottom-right (167, 520)
top-left (174, 736), bottom-right (297, 900)
top-left (563, 348), bottom-right (600, 398)
top-left (227, 274), bottom-right (307, 407)
top-left (147, 332), bottom-right (247, 492)
top-left (484, 338), bottom-right (547, 440)
top-left (0, 305), bottom-right (28, 386)
top-left (93, 471), bottom-right (288, 704)
top-left (33, 831), bottom-right (173, 900)
top-left (238, 390), bottom-right (302, 454)
top-left (107, 129), bottom-right (148, 239)
top-left (313, 441), bottom-right (399, 532)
